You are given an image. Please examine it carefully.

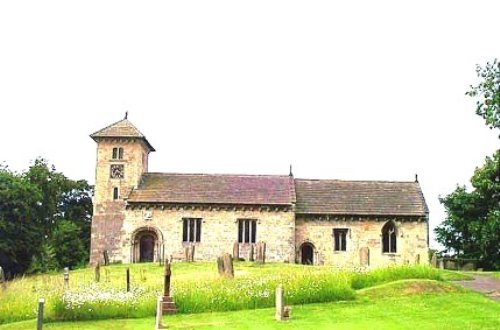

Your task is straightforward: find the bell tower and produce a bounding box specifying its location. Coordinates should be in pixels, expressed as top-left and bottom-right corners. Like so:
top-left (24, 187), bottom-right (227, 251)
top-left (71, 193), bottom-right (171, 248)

top-left (89, 114), bottom-right (155, 264)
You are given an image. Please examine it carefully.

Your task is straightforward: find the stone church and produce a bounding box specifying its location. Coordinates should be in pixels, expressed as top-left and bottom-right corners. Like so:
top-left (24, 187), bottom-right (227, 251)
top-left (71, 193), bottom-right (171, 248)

top-left (90, 117), bottom-right (429, 267)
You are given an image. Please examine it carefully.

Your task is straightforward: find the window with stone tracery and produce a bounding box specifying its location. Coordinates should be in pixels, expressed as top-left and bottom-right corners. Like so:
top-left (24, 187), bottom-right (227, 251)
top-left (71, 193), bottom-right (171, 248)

top-left (382, 221), bottom-right (397, 253)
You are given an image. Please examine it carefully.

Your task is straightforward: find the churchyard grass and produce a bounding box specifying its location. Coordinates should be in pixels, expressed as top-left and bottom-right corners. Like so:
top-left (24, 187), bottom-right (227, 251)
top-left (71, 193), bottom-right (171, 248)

top-left (0, 262), bottom-right (443, 324)
top-left (1, 279), bottom-right (498, 330)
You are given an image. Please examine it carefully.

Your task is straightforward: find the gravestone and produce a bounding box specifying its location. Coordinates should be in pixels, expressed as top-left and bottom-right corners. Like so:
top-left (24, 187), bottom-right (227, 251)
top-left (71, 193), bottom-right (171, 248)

top-left (430, 253), bottom-right (437, 268)
top-left (217, 257), bottom-right (225, 275)
top-left (359, 247), bottom-right (370, 267)
top-left (438, 259), bottom-right (444, 269)
top-left (63, 267), bottom-right (69, 290)
top-left (233, 241), bottom-right (239, 260)
top-left (0, 266), bottom-right (6, 290)
top-left (103, 250), bottom-right (109, 266)
top-left (415, 254), bottom-right (420, 265)
top-left (275, 286), bottom-right (290, 321)
top-left (189, 244), bottom-right (195, 262)
top-left (162, 260), bottom-right (177, 314)
top-left (37, 298), bottom-right (45, 330)
top-left (184, 247), bottom-right (189, 261)
top-left (94, 263), bottom-right (101, 282)
top-left (248, 244), bottom-right (254, 262)
top-left (217, 253), bottom-right (234, 278)
top-left (255, 242), bottom-right (267, 264)
top-left (261, 242), bottom-right (266, 263)
top-left (155, 296), bottom-right (166, 329)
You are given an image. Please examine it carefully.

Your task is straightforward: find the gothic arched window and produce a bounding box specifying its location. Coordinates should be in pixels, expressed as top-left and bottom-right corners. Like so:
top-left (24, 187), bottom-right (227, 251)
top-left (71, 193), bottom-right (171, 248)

top-left (382, 221), bottom-right (397, 253)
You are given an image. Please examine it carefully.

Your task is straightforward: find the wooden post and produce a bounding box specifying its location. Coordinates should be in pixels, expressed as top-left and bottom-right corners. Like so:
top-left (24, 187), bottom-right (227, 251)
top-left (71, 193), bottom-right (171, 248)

top-left (94, 263), bottom-right (100, 282)
top-left (63, 267), bottom-right (69, 290)
top-left (37, 298), bottom-right (45, 330)
top-left (155, 296), bottom-right (165, 329)
top-left (103, 250), bottom-right (109, 266)
top-left (126, 268), bottom-right (130, 292)
top-left (233, 241), bottom-right (239, 260)
top-left (163, 261), bottom-right (171, 297)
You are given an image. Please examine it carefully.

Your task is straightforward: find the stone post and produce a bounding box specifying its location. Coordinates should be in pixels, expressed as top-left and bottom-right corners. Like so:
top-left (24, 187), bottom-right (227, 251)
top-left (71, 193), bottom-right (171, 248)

top-left (63, 267), bottom-right (69, 291)
top-left (155, 296), bottom-right (166, 329)
top-left (0, 266), bottom-right (6, 290)
top-left (164, 261), bottom-right (171, 297)
top-left (430, 253), bottom-right (437, 268)
top-left (37, 298), bottom-right (45, 330)
top-left (126, 268), bottom-right (130, 292)
top-left (248, 244), bottom-right (254, 262)
top-left (275, 286), bottom-right (284, 321)
top-left (233, 241), bottom-right (239, 260)
top-left (94, 263), bottom-right (100, 282)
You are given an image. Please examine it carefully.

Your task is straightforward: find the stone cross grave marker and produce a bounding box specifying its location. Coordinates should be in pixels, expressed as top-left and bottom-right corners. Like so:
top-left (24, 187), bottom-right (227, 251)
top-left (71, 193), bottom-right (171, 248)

top-left (63, 267), bottom-right (69, 290)
top-left (161, 260), bottom-right (177, 314)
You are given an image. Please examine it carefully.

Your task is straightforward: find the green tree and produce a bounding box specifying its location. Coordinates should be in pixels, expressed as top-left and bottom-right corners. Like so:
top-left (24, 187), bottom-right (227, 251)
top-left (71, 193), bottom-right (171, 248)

top-left (435, 150), bottom-right (500, 269)
top-left (466, 59), bottom-right (500, 132)
top-left (50, 220), bottom-right (88, 269)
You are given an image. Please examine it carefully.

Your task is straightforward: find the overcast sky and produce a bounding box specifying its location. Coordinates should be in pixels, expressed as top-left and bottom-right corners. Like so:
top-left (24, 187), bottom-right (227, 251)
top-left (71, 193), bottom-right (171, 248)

top-left (1, 1), bottom-right (498, 248)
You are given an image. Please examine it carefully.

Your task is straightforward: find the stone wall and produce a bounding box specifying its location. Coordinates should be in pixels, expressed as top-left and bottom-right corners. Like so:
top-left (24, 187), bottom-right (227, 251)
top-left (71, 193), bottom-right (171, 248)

top-left (295, 215), bottom-right (428, 268)
top-left (114, 207), bottom-right (296, 263)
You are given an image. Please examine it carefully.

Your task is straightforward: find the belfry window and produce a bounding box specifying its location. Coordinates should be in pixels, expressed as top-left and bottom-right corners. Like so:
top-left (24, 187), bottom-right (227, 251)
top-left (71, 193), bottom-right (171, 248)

top-left (183, 218), bottom-right (202, 243)
top-left (382, 221), bottom-right (397, 253)
top-left (238, 219), bottom-right (257, 244)
top-left (112, 147), bottom-right (124, 160)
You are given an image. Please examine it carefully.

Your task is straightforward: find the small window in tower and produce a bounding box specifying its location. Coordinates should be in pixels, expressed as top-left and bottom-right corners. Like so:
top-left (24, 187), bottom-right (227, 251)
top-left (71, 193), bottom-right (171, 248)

top-left (113, 187), bottom-right (119, 200)
top-left (112, 148), bottom-right (118, 159)
top-left (118, 147), bottom-right (123, 159)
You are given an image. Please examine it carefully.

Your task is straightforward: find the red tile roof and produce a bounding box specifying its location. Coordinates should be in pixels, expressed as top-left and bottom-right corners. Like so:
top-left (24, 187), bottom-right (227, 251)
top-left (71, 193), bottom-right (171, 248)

top-left (295, 179), bottom-right (428, 216)
top-left (127, 173), bottom-right (295, 205)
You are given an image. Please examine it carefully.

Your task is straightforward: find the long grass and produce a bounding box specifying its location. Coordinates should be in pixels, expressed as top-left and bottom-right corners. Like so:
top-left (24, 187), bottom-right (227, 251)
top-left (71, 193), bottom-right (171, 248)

top-left (0, 262), bottom-right (443, 324)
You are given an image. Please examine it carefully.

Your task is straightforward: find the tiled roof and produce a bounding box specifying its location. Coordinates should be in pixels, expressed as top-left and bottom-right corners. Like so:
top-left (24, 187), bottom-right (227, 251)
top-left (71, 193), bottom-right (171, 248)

top-left (127, 173), bottom-right (295, 205)
top-left (90, 119), bottom-right (155, 151)
top-left (295, 179), bottom-right (428, 216)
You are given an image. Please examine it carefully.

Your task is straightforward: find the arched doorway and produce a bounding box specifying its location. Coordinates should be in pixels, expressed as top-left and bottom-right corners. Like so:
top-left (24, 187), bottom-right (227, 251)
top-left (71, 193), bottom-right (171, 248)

top-left (300, 242), bottom-right (314, 265)
top-left (132, 227), bottom-right (162, 263)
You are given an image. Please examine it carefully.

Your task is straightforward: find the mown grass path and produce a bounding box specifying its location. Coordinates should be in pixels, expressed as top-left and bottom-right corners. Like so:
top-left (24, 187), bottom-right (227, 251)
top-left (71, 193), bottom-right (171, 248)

top-left (1, 280), bottom-right (499, 330)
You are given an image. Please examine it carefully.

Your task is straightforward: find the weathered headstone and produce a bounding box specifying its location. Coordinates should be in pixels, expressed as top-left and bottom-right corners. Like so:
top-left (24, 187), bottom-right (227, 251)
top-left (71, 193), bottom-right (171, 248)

top-left (255, 242), bottom-right (267, 264)
top-left (415, 254), bottom-right (420, 265)
top-left (94, 263), bottom-right (100, 282)
top-left (0, 266), bottom-right (6, 290)
top-left (184, 246), bottom-right (189, 262)
top-left (189, 244), bottom-right (195, 262)
top-left (103, 250), bottom-right (109, 266)
top-left (359, 247), bottom-right (370, 267)
top-left (63, 267), bottom-right (69, 290)
top-left (261, 242), bottom-right (266, 264)
top-left (155, 296), bottom-right (166, 329)
top-left (126, 268), bottom-right (130, 292)
top-left (233, 241), bottom-right (239, 260)
top-left (222, 253), bottom-right (234, 278)
top-left (430, 253), bottom-right (437, 268)
top-left (217, 256), bottom-right (225, 275)
top-left (37, 298), bottom-right (45, 330)
top-left (438, 258), bottom-right (444, 269)
top-left (275, 286), bottom-right (288, 321)
top-left (248, 244), bottom-right (254, 262)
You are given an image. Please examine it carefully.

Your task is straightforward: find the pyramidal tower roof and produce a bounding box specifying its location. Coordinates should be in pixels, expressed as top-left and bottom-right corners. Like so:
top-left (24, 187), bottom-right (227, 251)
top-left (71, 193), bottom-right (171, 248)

top-left (90, 116), bottom-right (155, 151)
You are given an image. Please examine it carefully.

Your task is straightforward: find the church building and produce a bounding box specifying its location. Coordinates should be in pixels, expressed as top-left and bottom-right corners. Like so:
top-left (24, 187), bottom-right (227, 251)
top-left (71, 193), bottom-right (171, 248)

top-left (90, 117), bottom-right (429, 267)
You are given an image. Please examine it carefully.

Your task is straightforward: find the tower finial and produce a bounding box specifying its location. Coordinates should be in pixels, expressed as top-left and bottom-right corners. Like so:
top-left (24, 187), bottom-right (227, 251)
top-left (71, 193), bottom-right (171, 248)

top-left (415, 173), bottom-right (418, 183)
top-left (289, 164), bottom-right (293, 177)
top-left (125, 111), bottom-right (128, 119)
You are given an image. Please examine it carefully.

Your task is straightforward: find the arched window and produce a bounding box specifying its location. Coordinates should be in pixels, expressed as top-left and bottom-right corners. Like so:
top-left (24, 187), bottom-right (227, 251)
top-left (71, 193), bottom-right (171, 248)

top-left (382, 221), bottom-right (397, 253)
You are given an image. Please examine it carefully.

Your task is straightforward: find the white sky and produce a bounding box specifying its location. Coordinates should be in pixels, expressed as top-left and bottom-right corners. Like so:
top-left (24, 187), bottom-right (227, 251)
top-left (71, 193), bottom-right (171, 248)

top-left (0, 1), bottom-right (498, 248)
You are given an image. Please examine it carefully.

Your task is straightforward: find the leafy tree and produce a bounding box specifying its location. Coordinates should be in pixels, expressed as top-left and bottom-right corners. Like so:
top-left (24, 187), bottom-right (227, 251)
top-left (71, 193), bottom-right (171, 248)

top-left (466, 59), bottom-right (500, 132)
top-left (50, 220), bottom-right (88, 269)
top-left (435, 150), bottom-right (500, 269)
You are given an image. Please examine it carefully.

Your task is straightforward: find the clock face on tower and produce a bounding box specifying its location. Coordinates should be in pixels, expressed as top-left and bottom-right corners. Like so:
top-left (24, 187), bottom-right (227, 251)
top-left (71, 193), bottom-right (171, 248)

top-left (110, 164), bottom-right (124, 179)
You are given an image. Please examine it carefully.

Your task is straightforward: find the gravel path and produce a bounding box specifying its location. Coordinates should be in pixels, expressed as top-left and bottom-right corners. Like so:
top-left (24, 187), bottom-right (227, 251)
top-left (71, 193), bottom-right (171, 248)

top-left (454, 275), bottom-right (500, 301)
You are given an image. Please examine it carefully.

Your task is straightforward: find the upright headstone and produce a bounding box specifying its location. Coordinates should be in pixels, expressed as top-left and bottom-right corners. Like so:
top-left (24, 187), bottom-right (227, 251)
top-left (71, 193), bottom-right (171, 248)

top-left (63, 267), bottom-right (69, 290)
top-left (217, 257), bottom-right (225, 276)
top-left (184, 246), bottom-right (189, 262)
top-left (359, 247), bottom-right (370, 267)
top-left (275, 286), bottom-right (285, 321)
top-left (37, 298), bottom-right (45, 330)
top-left (261, 242), bottom-right (266, 264)
top-left (0, 266), bottom-right (6, 290)
top-left (255, 242), bottom-right (262, 263)
top-left (430, 253), bottom-right (437, 268)
top-left (248, 244), bottom-right (255, 262)
top-left (438, 259), bottom-right (444, 269)
top-left (222, 253), bottom-right (234, 278)
top-left (415, 254), bottom-right (420, 265)
top-left (103, 250), bottom-right (109, 266)
top-left (189, 244), bottom-right (195, 262)
top-left (126, 268), bottom-right (130, 292)
top-left (94, 263), bottom-right (100, 282)
top-left (233, 241), bottom-right (239, 260)
top-left (155, 296), bottom-right (166, 329)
